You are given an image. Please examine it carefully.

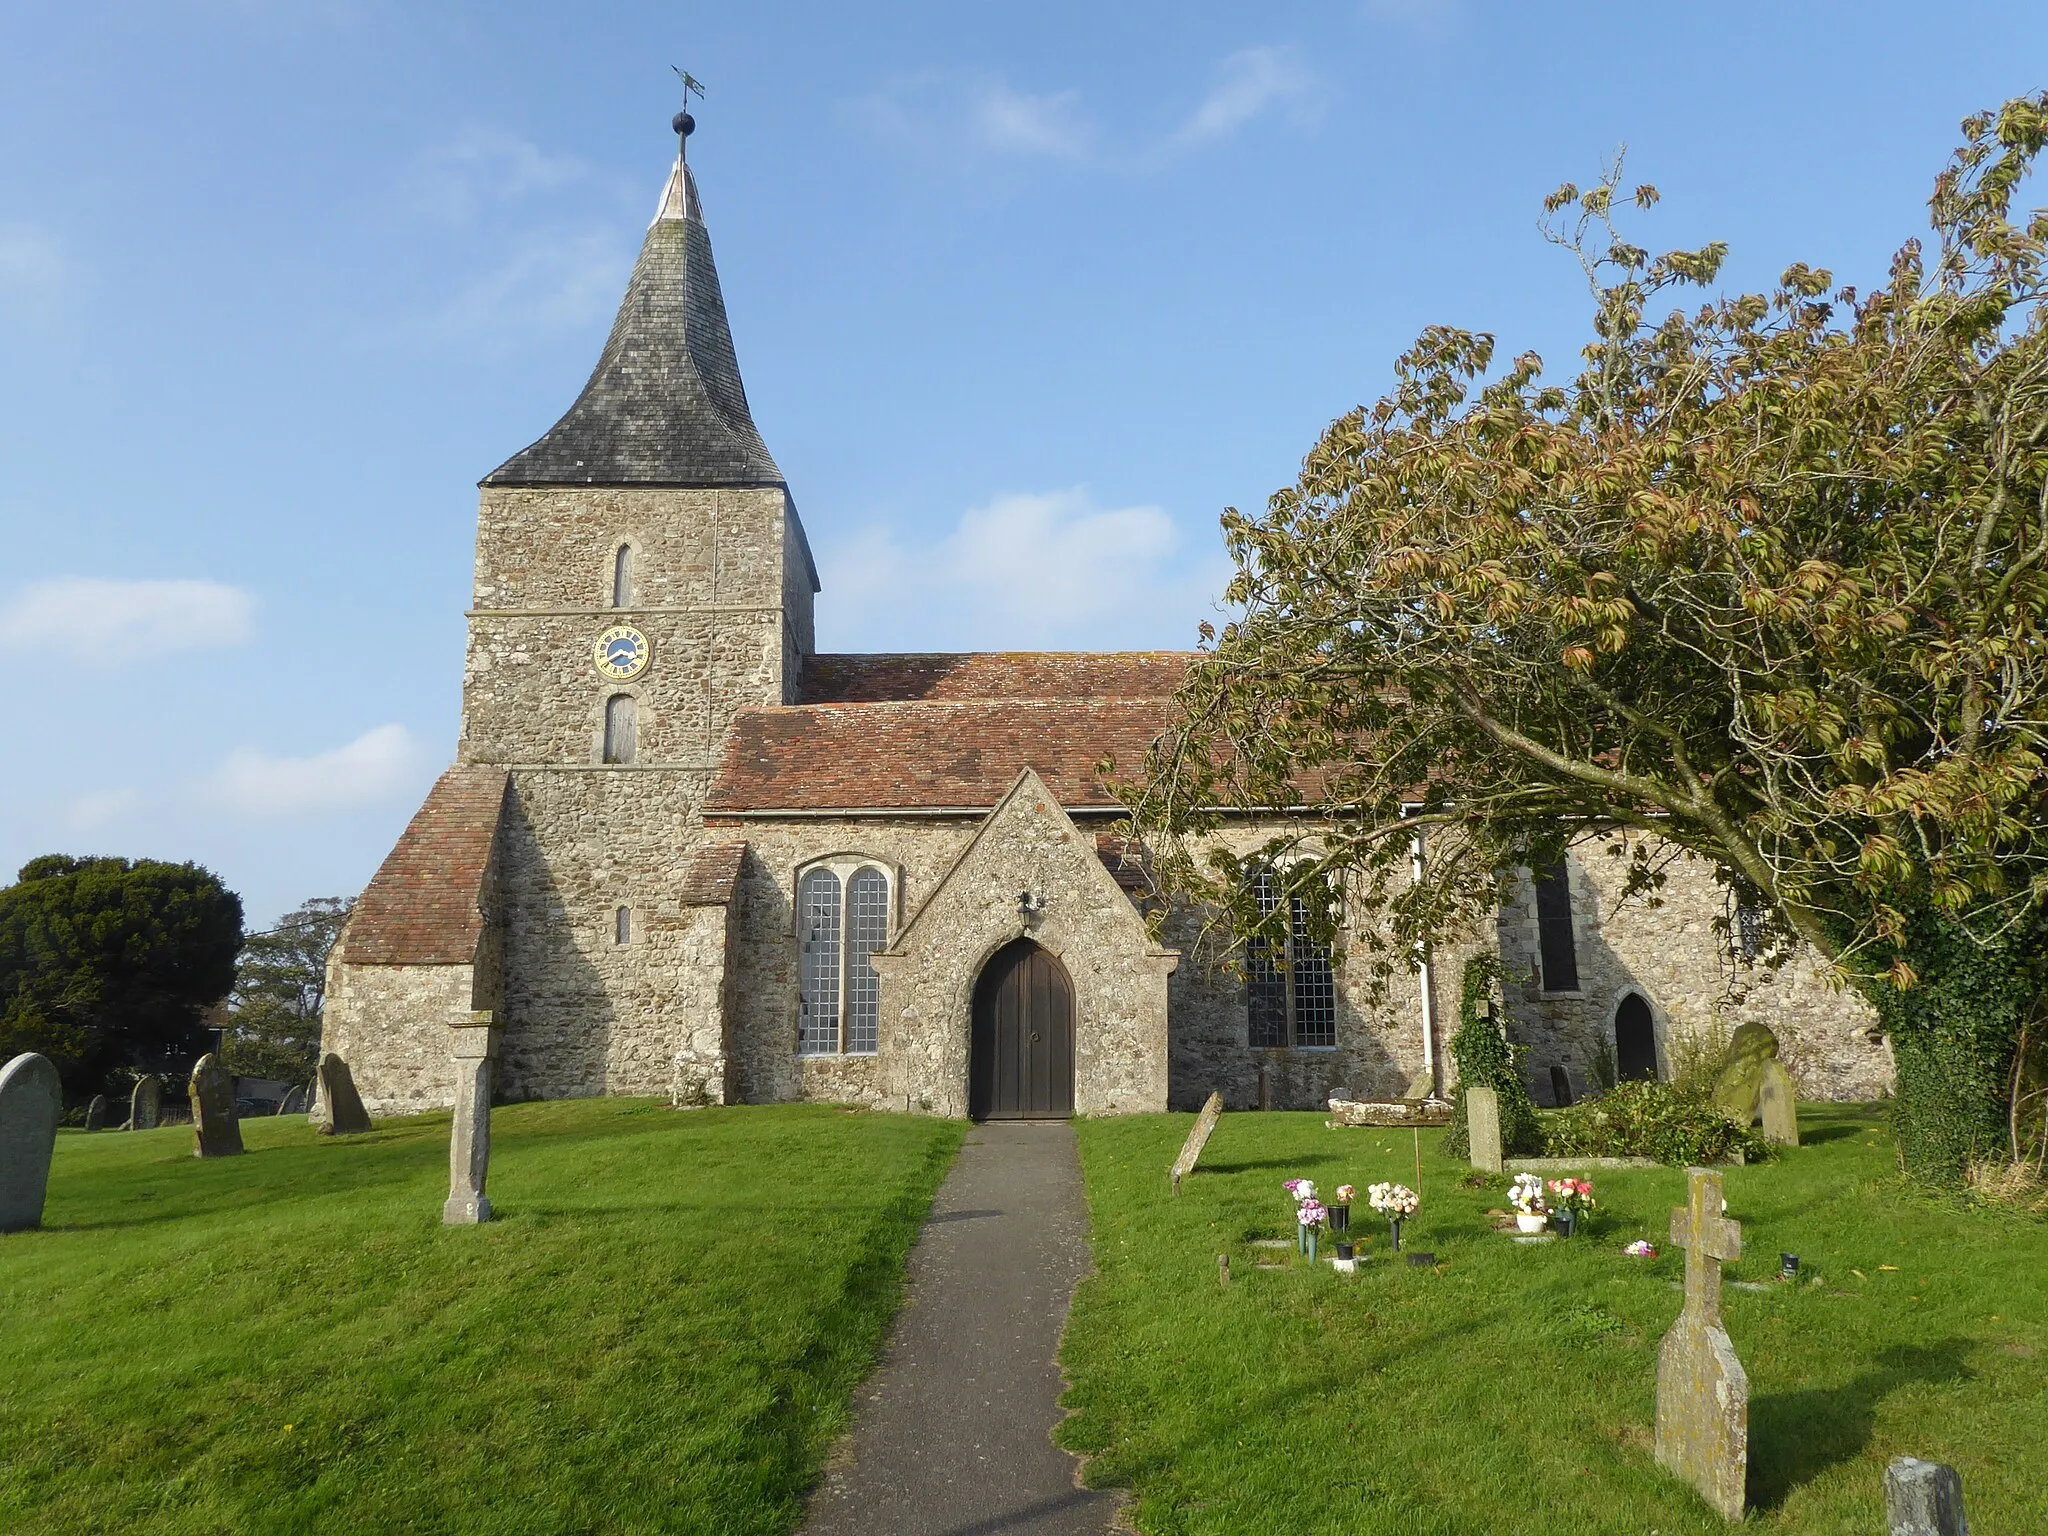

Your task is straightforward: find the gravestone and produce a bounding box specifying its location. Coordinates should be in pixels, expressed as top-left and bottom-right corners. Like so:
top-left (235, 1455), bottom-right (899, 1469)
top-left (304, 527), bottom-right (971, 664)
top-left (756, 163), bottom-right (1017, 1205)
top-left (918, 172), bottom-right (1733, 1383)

top-left (1756, 1061), bottom-right (1799, 1146)
top-left (278, 1084), bottom-right (308, 1115)
top-left (1466, 1085), bottom-right (1503, 1172)
top-left (1549, 1064), bottom-right (1575, 1107)
top-left (1170, 1092), bottom-right (1225, 1193)
top-left (0, 1053), bottom-right (62, 1232)
top-left (1711, 1022), bottom-right (1781, 1127)
top-left (188, 1054), bottom-right (244, 1158)
top-left (84, 1094), bottom-right (109, 1132)
top-left (317, 1054), bottom-right (372, 1136)
top-left (1884, 1457), bottom-right (1968, 1536)
top-left (1656, 1168), bottom-right (1747, 1520)
top-left (130, 1075), bottom-right (161, 1130)
top-left (444, 1012), bottom-right (499, 1224)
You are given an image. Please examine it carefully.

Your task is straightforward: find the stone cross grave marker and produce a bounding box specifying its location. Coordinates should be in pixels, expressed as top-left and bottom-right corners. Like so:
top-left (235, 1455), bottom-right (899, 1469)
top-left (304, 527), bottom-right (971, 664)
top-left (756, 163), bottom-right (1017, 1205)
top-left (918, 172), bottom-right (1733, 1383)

top-left (130, 1075), bottom-right (161, 1130)
top-left (444, 1012), bottom-right (499, 1224)
top-left (1170, 1091), bottom-right (1225, 1194)
top-left (1465, 1085), bottom-right (1503, 1173)
top-left (84, 1094), bottom-right (108, 1132)
top-left (317, 1054), bottom-right (372, 1136)
top-left (189, 1054), bottom-right (244, 1158)
top-left (0, 1052), bottom-right (63, 1232)
top-left (1656, 1167), bottom-right (1747, 1521)
top-left (1756, 1062), bottom-right (1799, 1147)
top-left (1884, 1456), bottom-right (1968, 1536)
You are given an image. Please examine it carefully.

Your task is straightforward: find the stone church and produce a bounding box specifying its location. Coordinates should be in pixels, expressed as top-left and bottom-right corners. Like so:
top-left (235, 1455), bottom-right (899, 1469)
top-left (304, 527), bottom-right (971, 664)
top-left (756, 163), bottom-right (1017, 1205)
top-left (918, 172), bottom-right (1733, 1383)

top-left (318, 145), bottom-right (1893, 1122)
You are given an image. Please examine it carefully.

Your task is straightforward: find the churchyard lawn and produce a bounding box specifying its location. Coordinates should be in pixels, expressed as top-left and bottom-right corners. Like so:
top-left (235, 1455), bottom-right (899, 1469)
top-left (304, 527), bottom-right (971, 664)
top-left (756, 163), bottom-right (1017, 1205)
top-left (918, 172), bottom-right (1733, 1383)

top-left (1059, 1105), bottom-right (2048, 1535)
top-left (0, 1100), bottom-right (961, 1535)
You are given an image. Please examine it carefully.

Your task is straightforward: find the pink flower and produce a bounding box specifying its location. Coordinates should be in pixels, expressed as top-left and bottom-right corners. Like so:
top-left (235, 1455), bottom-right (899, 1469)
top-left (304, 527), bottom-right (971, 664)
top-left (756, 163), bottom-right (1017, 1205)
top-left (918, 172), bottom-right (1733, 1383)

top-left (1336, 1184), bottom-right (1356, 1203)
top-left (1298, 1199), bottom-right (1328, 1227)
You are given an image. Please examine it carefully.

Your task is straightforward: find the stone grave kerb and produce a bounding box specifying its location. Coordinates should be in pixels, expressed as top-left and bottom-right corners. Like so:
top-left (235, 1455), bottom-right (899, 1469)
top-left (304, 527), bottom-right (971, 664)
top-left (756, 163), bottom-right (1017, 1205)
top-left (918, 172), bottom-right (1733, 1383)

top-left (1655, 1166), bottom-right (1748, 1521)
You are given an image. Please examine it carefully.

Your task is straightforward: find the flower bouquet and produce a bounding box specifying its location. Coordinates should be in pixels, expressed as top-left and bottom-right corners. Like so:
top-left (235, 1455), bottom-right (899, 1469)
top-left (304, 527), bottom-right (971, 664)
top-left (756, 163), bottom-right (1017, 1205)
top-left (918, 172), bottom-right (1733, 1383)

top-left (1508, 1173), bottom-right (1548, 1234)
top-left (1623, 1239), bottom-right (1658, 1260)
top-left (1367, 1181), bottom-right (1418, 1251)
top-left (1546, 1177), bottom-right (1595, 1238)
top-left (1297, 1197), bottom-right (1329, 1262)
top-left (1283, 1179), bottom-right (1319, 1255)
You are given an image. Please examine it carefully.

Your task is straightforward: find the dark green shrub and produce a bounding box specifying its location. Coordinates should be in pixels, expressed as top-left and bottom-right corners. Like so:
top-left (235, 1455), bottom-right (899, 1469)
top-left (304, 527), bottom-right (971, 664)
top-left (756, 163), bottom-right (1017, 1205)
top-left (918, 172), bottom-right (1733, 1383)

top-left (1544, 1079), bottom-right (1770, 1166)
top-left (1442, 955), bottom-right (1543, 1158)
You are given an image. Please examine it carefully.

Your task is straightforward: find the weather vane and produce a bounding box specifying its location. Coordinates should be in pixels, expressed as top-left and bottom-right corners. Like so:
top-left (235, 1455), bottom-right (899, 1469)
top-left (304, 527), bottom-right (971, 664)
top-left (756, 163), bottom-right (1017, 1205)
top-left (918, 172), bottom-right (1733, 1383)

top-left (672, 66), bottom-right (705, 161)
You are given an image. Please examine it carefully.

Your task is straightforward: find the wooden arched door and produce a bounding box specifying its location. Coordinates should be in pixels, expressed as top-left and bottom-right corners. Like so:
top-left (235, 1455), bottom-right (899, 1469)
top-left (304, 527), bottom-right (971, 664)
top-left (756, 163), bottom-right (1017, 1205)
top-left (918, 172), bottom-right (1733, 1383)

top-left (970, 939), bottom-right (1075, 1120)
top-left (1615, 993), bottom-right (1659, 1082)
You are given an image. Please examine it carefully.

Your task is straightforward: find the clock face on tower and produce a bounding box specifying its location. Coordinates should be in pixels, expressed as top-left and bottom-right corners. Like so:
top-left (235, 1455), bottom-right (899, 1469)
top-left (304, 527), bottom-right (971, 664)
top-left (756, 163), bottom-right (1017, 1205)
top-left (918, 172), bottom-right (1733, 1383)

top-left (593, 625), bottom-right (651, 681)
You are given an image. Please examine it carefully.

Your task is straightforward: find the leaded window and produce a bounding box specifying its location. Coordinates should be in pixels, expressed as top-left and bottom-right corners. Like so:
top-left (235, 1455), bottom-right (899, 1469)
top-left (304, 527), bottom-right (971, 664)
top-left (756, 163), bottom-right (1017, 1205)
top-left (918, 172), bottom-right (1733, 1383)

top-left (1534, 860), bottom-right (1579, 992)
top-left (796, 862), bottom-right (892, 1057)
top-left (797, 868), bottom-right (841, 1056)
top-left (1245, 866), bottom-right (1338, 1049)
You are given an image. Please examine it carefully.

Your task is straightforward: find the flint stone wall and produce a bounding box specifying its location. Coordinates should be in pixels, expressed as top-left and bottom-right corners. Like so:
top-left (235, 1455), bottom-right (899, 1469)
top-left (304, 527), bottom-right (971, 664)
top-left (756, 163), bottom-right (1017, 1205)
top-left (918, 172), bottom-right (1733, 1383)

top-left (1487, 834), bottom-right (1890, 1104)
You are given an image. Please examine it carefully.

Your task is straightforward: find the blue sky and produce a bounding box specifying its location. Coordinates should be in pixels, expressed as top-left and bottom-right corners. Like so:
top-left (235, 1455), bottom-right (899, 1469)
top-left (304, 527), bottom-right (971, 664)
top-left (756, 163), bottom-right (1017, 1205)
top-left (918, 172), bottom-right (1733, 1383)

top-left (2, 1), bottom-right (2044, 929)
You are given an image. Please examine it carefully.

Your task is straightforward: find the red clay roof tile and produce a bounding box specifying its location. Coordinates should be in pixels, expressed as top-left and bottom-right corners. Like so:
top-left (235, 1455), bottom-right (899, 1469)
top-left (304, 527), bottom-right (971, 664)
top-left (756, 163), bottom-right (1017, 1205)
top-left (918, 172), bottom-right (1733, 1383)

top-left (342, 766), bottom-right (508, 965)
top-left (801, 652), bottom-right (1192, 704)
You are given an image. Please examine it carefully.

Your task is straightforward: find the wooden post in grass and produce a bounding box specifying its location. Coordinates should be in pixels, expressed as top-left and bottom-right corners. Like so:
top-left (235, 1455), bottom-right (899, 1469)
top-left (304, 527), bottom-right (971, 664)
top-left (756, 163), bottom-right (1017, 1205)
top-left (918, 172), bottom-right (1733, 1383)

top-left (444, 1012), bottom-right (500, 1225)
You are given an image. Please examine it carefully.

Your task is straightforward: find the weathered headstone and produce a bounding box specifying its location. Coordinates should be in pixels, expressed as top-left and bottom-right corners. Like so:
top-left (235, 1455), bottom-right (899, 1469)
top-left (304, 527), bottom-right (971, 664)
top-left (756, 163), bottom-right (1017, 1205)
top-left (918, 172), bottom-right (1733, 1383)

top-left (444, 1012), bottom-right (499, 1224)
top-left (1884, 1457), bottom-right (1968, 1536)
top-left (130, 1075), bottom-right (161, 1130)
top-left (1756, 1061), bottom-right (1799, 1147)
top-left (317, 1054), bottom-right (372, 1136)
top-left (84, 1094), bottom-right (109, 1132)
top-left (278, 1084), bottom-right (308, 1115)
top-left (1711, 1022), bottom-right (1781, 1127)
top-left (1466, 1085), bottom-right (1503, 1173)
top-left (1656, 1167), bottom-right (1747, 1521)
top-left (1549, 1063), bottom-right (1575, 1107)
top-left (0, 1053), bottom-right (62, 1232)
top-left (188, 1054), bottom-right (244, 1158)
top-left (1170, 1091), bottom-right (1225, 1193)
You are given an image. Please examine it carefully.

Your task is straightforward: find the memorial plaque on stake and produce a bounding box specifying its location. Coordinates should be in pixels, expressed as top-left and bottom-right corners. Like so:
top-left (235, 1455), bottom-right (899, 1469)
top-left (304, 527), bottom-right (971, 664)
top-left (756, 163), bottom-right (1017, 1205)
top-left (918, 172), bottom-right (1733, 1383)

top-left (1170, 1091), bottom-right (1224, 1193)
top-left (189, 1054), bottom-right (244, 1159)
top-left (0, 1053), bottom-right (62, 1232)
top-left (1655, 1168), bottom-right (1747, 1521)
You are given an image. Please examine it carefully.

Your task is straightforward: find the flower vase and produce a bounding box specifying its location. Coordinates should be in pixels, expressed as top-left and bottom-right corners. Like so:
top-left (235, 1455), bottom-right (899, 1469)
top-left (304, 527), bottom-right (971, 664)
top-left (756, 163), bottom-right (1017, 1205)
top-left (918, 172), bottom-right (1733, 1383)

top-left (1329, 1204), bottom-right (1349, 1234)
top-left (1515, 1212), bottom-right (1547, 1234)
top-left (1297, 1224), bottom-right (1308, 1257)
top-left (1389, 1218), bottom-right (1403, 1253)
top-left (1333, 1241), bottom-right (1357, 1274)
top-left (1307, 1229), bottom-right (1319, 1264)
top-left (1556, 1209), bottom-right (1578, 1239)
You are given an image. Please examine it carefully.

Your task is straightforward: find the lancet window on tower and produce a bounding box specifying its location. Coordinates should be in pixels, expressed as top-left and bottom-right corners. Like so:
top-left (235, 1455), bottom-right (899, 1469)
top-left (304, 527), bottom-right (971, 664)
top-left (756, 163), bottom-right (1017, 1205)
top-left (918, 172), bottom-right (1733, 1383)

top-left (796, 861), bottom-right (894, 1057)
top-left (1244, 866), bottom-right (1338, 1050)
top-left (1534, 860), bottom-right (1580, 992)
top-left (612, 543), bottom-right (634, 608)
top-left (602, 694), bottom-right (638, 764)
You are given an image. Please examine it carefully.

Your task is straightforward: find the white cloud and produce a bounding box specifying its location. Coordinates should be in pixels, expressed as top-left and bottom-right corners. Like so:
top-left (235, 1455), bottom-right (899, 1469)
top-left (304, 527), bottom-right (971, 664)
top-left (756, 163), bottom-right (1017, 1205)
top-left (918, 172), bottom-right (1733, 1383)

top-left (407, 127), bottom-right (590, 224)
top-left (64, 788), bottom-right (142, 833)
top-left (418, 229), bottom-right (628, 343)
top-left (210, 724), bottom-right (423, 817)
top-left (1172, 46), bottom-right (1322, 148)
top-left (0, 577), bottom-right (254, 661)
top-left (818, 488), bottom-right (1231, 651)
top-left (972, 83), bottom-right (1093, 159)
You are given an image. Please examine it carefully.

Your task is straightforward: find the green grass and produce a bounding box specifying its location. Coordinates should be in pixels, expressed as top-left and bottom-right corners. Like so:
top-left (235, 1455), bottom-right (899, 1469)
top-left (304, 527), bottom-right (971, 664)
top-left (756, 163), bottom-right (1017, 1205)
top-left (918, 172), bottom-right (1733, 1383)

top-left (0, 1100), bottom-right (962, 1535)
top-left (1059, 1105), bottom-right (2048, 1535)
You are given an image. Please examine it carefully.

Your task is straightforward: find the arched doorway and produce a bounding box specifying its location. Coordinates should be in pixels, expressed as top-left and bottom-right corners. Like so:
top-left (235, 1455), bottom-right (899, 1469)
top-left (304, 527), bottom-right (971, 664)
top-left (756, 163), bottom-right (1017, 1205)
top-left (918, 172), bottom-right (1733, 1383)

top-left (1614, 993), bottom-right (1658, 1082)
top-left (970, 939), bottom-right (1075, 1120)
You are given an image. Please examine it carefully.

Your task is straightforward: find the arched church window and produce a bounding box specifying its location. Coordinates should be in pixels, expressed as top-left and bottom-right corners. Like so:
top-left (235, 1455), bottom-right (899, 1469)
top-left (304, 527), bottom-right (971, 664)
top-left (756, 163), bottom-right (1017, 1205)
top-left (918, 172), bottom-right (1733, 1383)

top-left (797, 868), bottom-right (842, 1056)
top-left (615, 906), bottom-right (631, 945)
top-left (844, 867), bottom-right (889, 1055)
top-left (1534, 860), bottom-right (1580, 992)
top-left (612, 543), bottom-right (634, 608)
top-left (1244, 865), bottom-right (1338, 1050)
top-left (603, 694), bottom-right (638, 764)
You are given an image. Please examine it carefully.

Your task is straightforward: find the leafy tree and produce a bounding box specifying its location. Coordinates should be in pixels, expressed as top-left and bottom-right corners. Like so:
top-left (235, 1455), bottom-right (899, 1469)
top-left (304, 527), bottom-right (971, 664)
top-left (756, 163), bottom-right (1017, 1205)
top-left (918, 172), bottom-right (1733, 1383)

top-left (0, 856), bottom-right (244, 1099)
top-left (1128, 97), bottom-right (2048, 1185)
top-left (223, 897), bottom-right (353, 1086)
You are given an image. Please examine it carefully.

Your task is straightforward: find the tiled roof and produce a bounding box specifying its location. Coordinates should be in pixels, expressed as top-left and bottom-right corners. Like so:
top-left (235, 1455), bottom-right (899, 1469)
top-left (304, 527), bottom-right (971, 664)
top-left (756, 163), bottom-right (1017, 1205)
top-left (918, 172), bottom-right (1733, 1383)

top-left (801, 652), bottom-right (1192, 704)
top-left (681, 839), bottom-right (748, 906)
top-left (482, 161), bottom-right (782, 489)
top-left (705, 699), bottom-right (1173, 812)
top-left (342, 766), bottom-right (508, 965)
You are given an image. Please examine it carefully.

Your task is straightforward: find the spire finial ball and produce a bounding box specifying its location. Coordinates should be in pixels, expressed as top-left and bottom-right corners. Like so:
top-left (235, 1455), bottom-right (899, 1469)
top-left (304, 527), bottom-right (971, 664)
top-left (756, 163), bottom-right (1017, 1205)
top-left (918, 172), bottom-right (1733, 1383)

top-left (672, 111), bottom-right (695, 138)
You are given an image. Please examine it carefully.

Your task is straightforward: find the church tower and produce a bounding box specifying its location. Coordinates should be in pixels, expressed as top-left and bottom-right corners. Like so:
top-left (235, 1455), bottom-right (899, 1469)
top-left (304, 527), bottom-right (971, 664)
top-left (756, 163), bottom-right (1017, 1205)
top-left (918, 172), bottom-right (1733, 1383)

top-left (322, 130), bottom-right (818, 1114)
top-left (460, 139), bottom-right (818, 1101)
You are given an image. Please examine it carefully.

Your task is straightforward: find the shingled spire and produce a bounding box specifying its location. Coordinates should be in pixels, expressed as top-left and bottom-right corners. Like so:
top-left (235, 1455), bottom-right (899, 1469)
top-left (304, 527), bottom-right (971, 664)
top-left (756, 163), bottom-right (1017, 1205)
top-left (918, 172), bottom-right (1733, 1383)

top-left (483, 155), bottom-right (783, 488)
